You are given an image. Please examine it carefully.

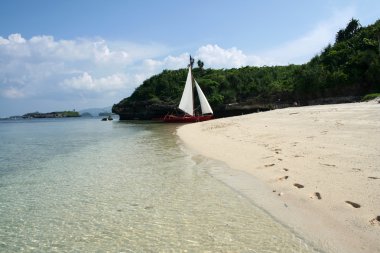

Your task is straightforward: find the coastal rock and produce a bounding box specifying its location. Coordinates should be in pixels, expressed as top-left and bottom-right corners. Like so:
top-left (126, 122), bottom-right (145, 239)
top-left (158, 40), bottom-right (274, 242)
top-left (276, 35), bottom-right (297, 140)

top-left (112, 99), bottom-right (282, 120)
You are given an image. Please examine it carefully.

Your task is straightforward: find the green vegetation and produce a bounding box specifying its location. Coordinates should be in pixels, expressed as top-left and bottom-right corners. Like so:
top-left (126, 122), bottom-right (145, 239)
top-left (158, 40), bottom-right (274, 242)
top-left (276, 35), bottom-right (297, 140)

top-left (114, 19), bottom-right (380, 115)
top-left (62, 111), bottom-right (80, 117)
top-left (361, 93), bottom-right (380, 101)
top-left (22, 110), bottom-right (80, 118)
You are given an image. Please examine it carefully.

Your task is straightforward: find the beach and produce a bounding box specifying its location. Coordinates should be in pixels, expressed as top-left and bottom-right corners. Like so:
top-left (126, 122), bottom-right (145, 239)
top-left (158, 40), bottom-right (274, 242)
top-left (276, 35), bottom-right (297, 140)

top-left (177, 100), bottom-right (380, 253)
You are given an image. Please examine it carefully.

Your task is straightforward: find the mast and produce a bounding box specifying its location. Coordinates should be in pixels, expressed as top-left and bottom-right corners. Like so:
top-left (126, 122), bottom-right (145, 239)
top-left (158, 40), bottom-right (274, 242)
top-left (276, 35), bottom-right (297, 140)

top-left (189, 55), bottom-right (195, 115)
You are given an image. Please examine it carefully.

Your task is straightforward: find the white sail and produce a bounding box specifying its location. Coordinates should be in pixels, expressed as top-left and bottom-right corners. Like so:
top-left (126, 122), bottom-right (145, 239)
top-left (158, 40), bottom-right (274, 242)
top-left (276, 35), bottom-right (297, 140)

top-left (178, 67), bottom-right (194, 116)
top-left (195, 80), bottom-right (213, 115)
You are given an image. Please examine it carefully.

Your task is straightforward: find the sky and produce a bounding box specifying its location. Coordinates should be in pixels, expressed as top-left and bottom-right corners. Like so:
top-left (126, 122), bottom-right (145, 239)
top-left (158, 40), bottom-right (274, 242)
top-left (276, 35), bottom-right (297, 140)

top-left (0, 0), bottom-right (379, 117)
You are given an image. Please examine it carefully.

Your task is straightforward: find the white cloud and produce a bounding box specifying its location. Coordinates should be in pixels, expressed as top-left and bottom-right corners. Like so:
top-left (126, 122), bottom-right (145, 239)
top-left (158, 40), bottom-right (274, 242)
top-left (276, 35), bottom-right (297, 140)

top-left (9, 34), bottom-right (26, 43)
top-left (0, 34), bottom-right (30, 57)
top-left (61, 72), bottom-right (127, 92)
top-left (0, 34), bottom-right (131, 64)
top-left (143, 53), bottom-right (189, 71)
top-left (195, 44), bottom-right (248, 68)
top-left (93, 41), bottom-right (129, 64)
top-left (0, 33), bottom-right (150, 103)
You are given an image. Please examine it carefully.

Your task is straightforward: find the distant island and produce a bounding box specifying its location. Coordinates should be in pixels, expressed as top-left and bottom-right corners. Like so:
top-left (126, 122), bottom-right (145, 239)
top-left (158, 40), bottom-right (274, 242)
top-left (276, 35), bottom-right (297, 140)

top-left (1, 106), bottom-right (115, 120)
top-left (21, 110), bottom-right (80, 119)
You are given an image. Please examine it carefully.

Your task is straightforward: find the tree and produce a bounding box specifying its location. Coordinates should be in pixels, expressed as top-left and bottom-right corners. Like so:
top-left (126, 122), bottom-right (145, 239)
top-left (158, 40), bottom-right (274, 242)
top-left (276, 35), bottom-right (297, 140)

top-left (345, 18), bottom-right (361, 36)
top-left (336, 18), bottom-right (361, 43)
top-left (197, 59), bottom-right (204, 70)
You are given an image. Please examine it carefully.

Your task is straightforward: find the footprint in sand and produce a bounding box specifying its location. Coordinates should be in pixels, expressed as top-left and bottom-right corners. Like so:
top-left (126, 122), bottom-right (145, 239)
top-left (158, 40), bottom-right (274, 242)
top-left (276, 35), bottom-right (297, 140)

top-left (294, 183), bottom-right (304, 188)
top-left (265, 163), bottom-right (275, 167)
top-left (369, 216), bottom-right (380, 226)
top-left (320, 163), bottom-right (336, 167)
top-left (345, 201), bottom-right (361, 208)
top-left (278, 176), bottom-right (289, 181)
top-left (282, 168), bottom-right (289, 172)
top-left (368, 176), bottom-right (380, 180)
top-left (314, 192), bottom-right (322, 199)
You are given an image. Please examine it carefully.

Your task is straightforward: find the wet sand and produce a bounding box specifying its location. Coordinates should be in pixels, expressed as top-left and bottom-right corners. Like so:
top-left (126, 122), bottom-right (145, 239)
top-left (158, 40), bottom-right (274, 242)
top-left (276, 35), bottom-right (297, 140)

top-left (177, 100), bottom-right (380, 253)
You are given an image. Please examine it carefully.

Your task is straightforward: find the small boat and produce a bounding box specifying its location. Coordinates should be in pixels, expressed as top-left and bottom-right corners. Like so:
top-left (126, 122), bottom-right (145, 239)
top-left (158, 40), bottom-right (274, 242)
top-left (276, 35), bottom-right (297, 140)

top-left (163, 56), bottom-right (213, 123)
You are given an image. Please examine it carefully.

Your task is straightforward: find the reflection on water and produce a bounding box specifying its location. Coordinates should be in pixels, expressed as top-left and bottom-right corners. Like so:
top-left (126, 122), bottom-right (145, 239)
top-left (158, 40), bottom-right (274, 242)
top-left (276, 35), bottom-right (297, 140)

top-left (0, 119), bottom-right (319, 252)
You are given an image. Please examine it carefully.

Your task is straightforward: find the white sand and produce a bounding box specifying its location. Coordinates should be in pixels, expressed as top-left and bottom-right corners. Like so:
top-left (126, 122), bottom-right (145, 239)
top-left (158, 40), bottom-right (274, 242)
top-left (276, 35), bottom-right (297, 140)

top-left (177, 100), bottom-right (380, 253)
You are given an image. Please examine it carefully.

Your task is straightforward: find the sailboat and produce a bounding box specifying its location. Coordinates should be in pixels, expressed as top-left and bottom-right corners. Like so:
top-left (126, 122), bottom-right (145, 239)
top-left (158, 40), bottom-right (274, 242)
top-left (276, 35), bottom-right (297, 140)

top-left (163, 56), bottom-right (214, 123)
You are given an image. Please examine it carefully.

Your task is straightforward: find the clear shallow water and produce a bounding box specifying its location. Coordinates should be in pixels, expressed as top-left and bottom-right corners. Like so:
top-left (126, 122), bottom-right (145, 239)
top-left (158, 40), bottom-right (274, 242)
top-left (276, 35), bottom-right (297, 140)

top-left (0, 118), bottom-right (318, 252)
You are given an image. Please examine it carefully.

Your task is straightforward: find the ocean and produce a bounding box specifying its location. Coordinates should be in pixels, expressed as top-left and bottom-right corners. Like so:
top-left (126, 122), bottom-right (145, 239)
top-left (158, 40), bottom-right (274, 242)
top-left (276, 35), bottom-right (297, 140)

top-left (0, 118), bottom-right (318, 252)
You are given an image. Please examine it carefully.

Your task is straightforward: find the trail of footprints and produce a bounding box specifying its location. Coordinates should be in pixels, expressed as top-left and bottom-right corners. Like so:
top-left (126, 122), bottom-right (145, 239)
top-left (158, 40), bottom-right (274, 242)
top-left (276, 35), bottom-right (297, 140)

top-left (266, 146), bottom-right (379, 226)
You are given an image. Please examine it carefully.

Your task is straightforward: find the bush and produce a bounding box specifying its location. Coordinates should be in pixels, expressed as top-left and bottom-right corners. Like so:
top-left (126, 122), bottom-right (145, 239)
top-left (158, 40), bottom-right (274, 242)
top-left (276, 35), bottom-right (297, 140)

top-left (361, 93), bottom-right (380, 101)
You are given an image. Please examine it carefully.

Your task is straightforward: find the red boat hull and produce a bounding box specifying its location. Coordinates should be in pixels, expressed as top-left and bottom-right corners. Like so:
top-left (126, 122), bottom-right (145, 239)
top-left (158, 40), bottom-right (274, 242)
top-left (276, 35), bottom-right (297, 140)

top-left (162, 114), bottom-right (213, 123)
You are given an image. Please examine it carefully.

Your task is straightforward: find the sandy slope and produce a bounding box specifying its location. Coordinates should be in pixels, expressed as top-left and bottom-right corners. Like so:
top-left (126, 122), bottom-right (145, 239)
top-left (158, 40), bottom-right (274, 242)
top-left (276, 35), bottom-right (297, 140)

top-left (177, 100), bottom-right (380, 253)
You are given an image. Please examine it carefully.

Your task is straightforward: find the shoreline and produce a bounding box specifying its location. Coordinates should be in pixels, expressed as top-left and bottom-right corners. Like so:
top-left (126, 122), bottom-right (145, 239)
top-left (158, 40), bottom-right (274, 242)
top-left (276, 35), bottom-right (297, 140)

top-left (177, 100), bottom-right (380, 253)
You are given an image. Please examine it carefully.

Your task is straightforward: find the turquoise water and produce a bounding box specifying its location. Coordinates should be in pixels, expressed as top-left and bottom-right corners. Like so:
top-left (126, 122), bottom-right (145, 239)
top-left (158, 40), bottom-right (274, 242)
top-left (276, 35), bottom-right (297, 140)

top-left (0, 118), bottom-right (318, 252)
